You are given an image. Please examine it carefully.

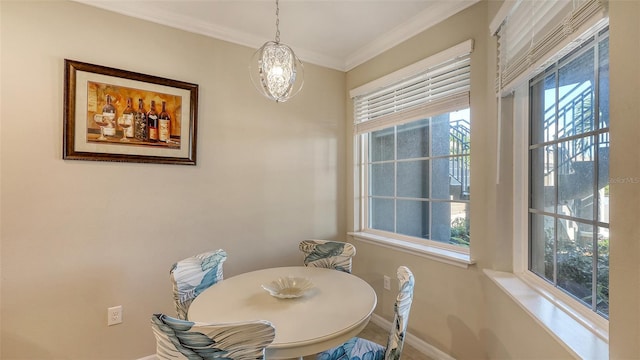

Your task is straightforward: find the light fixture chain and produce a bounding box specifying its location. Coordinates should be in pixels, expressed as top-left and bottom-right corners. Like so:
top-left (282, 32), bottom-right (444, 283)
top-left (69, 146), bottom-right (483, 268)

top-left (274, 0), bottom-right (281, 43)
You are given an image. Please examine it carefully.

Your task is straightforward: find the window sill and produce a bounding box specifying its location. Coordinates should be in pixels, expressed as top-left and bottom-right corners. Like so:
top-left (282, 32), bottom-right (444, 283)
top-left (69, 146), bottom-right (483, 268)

top-left (484, 269), bottom-right (609, 360)
top-left (348, 232), bottom-right (475, 269)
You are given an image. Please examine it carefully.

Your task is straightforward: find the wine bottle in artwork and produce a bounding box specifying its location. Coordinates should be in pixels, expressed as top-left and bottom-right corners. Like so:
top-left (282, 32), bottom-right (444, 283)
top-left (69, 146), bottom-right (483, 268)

top-left (158, 101), bottom-right (171, 143)
top-left (147, 100), bottom-right (159, 142)
top-left (134, 98), bottom-right (147, 141)
top-left (121, 97), bottom-right (135, 138)
top-left (102, 94), bottom-right (117, 137)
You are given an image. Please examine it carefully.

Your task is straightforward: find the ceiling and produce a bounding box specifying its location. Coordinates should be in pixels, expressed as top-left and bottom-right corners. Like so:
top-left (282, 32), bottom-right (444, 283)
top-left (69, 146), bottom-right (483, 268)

top-left (74, 0), bottom-right (479, 71)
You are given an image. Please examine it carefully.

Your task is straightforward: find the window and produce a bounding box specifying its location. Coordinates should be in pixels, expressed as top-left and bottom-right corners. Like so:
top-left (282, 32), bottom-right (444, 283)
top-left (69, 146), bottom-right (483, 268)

top-left (351, 40), bottom-right (472, 255)
top-left (489, 0), bottom-right (609, 352)
top-left (366, 111), bottom-right (470, 246)
top-left (528, 27), bottom-right (609, 318)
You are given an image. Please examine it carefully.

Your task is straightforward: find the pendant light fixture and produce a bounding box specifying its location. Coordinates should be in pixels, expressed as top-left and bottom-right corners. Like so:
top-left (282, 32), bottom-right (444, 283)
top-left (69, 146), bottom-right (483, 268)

top-left (250, 0), bottom-right (304, 103)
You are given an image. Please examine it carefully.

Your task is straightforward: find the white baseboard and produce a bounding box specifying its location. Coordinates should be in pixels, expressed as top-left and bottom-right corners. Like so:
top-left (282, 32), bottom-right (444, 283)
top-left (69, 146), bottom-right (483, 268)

top-left (139, 315), bottom-right (454, 360)
top-left (369, 314), bottom-right (455, 360)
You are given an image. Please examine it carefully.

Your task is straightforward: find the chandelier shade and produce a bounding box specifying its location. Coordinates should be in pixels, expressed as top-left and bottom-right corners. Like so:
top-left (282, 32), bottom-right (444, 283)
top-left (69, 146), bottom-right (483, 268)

top-left (249, 0), bottom-right (304, 103)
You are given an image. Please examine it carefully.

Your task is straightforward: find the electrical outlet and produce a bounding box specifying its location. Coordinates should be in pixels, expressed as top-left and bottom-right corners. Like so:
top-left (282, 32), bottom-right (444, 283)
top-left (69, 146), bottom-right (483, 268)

top-left (108, 305), bottom-right (123, 326)
top-left (383, 275), bottom-right (391, 290)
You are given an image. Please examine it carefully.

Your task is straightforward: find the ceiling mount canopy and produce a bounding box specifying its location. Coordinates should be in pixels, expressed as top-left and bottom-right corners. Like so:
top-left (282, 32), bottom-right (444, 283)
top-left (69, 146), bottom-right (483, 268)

top-left (250, 0), bottom-right (304, 103)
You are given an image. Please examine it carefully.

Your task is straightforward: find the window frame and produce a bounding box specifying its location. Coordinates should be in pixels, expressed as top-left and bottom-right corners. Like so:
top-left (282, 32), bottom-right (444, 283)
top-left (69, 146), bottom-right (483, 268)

top-left (527, 29), bottom-right (610, 318)
top-left (349, 41), bottom-right (475, 268)
top-left (487, 0), bottom-right (610, 355)
top-left (359, 114), bottom-right (471, 249)
top-left (511, 33), bottom-right (610, 338)
top-left (512, 98), bottom-right (610, 344)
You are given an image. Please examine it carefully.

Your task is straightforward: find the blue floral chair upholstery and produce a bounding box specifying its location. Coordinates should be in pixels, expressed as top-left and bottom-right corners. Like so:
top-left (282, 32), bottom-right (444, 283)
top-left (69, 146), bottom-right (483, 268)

top-left (316, 266), bottom-right (415, 360)
top-left (170, 249), bottom-right (228, 320)
top-left (299, 240), bottom-right (357, 273)
top-left (151, 313), bottom-right (275, 360)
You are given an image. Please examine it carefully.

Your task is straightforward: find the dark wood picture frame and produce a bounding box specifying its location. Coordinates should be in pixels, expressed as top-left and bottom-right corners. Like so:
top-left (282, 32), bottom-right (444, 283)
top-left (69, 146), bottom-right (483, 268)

top-left (63, 59), bottom-right (198, 165)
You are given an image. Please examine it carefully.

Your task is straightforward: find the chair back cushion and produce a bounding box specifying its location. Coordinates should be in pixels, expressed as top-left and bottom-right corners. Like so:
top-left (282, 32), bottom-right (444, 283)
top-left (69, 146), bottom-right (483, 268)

top-left (384, 266), bottom-right (415, 360)
top-left (151, 313), bottom-right (275, 360)
top-left (170, 249), bottom-right (227, 319)
top-left (299, 240), bottom-right (356, 273)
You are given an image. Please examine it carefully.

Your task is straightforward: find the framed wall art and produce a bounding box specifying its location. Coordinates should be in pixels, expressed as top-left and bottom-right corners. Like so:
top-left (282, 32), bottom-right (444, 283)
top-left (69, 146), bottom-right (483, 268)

top-left (63, 59), bottom-right (198, 165)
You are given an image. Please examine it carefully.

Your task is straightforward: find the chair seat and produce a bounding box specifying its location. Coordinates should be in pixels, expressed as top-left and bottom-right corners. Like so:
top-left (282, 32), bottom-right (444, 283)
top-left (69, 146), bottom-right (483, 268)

top-left (317, 337), bottom-right (385, 360)
top-left (317, 266), bottom-right (414, 360)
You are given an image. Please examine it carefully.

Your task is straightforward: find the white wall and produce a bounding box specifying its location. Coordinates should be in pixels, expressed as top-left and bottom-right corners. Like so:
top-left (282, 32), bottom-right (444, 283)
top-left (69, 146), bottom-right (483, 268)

top-left (346, 3), bottom-right (570, 358)
top-left (4, 1), bottom-right (640, 359)
top-left (348, 1), bottom-right (640, 359)
top-left (0, 1), bottom-right (346, 358)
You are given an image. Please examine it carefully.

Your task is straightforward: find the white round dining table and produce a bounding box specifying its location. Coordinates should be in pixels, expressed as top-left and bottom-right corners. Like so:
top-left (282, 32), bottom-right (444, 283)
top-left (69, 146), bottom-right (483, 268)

top-left (188, 266), bottom-right (377, 359)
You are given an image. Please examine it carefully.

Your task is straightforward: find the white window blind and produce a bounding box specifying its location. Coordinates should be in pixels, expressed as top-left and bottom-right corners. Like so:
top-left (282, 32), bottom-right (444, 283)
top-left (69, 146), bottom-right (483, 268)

top-left (352, 40), bottom-right (473, 135)
top-left (494, 0), bottom-right (608, 92)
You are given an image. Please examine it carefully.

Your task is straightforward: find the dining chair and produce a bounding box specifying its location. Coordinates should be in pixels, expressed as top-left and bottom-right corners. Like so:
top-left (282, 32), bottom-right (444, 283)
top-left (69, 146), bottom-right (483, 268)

top-left (316, 266), bottom-right (415, 360)
top-left (170, 249), bottom-right (228, 320)
top-left (151, 313), bottom-right (275, 360)
top-left (298, 240), bottom-right (357, 273)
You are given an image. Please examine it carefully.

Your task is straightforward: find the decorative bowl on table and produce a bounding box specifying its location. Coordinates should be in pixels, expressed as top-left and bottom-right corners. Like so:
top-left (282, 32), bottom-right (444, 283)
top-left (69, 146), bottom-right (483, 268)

top-left (261, 276), bottom-right (314, 299)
